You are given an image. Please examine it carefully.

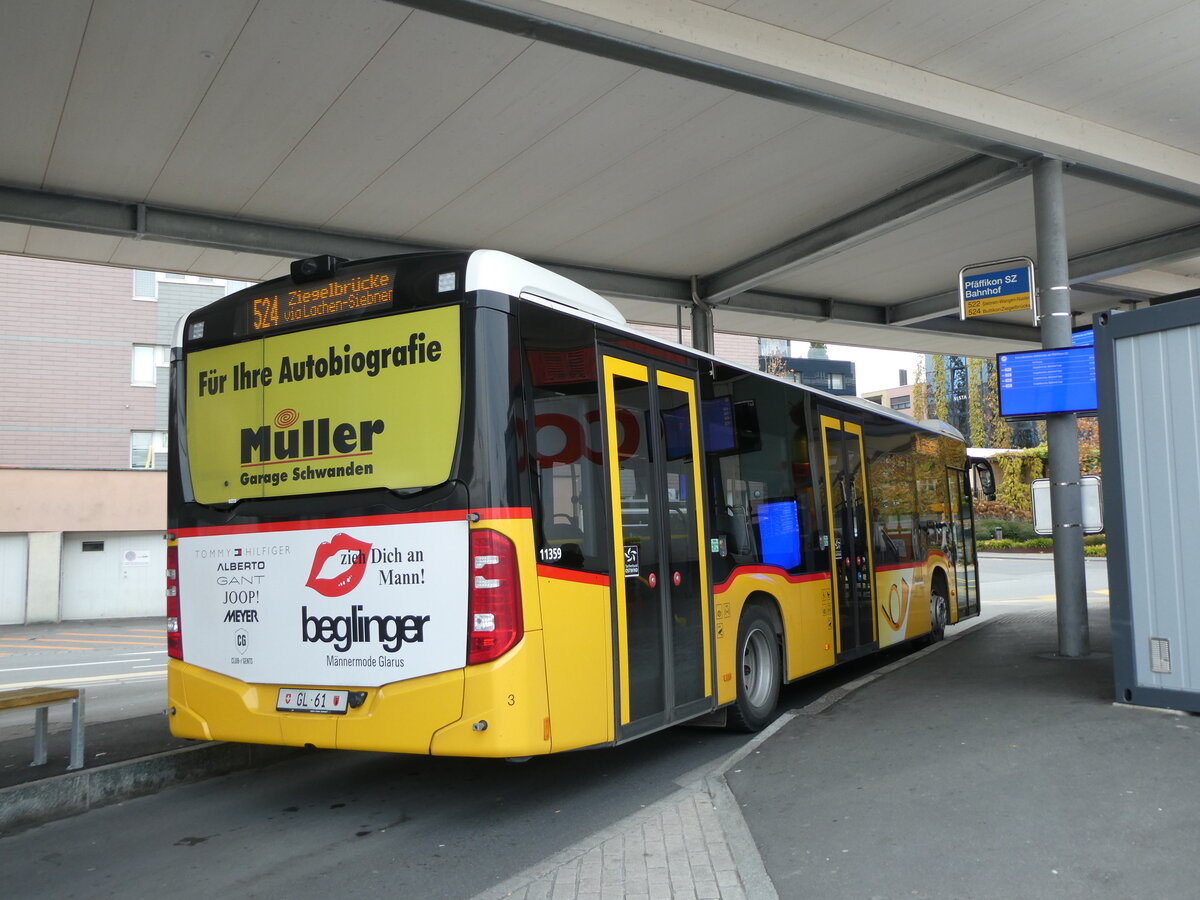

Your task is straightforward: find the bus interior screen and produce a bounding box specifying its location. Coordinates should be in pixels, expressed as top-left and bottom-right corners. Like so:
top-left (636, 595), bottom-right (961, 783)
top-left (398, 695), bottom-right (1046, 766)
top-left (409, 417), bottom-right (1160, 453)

top-left (757, 499), bottom-right (801, 571)
top-left (701, 396), bottom-right (736, 454)
top-left (663, 397), bottom-right (736, 459)
top-left (661, 405), bottom-right (691, 460)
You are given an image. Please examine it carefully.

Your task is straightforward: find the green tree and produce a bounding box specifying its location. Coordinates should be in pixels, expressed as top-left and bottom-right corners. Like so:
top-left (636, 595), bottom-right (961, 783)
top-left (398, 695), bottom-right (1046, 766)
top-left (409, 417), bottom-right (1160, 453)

top-left (967, 358), bottom-right (986, 446)
top-left (762, 352), bottom-right (790, 379)
top-left (1078, 417), bottom-right (1101, 475)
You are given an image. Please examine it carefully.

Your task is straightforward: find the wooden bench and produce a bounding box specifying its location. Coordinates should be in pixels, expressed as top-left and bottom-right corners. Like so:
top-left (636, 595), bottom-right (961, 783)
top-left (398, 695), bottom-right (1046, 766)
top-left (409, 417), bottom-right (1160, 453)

top-left (0, 686), bottom-right (85, 770)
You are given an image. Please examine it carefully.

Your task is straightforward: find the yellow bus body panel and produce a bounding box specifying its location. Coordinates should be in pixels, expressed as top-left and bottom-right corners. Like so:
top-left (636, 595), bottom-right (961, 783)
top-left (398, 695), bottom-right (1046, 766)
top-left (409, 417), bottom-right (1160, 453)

top-left (538, 571), bottom-right (614, 751)
top-left (712, 570), bottom-right (835, 702)
top-left (335, 669), bottom-right (465, 753)
top-left (429, 631), bottom-right (551, 757)
top-left (872, 553), bottom-right (951, 644)
top-left (170, 637), bottom-right (559, 757)
top-left (876, 565), bottom-right (919, 648)
top-left (168, 657), bottom-right (466, 753)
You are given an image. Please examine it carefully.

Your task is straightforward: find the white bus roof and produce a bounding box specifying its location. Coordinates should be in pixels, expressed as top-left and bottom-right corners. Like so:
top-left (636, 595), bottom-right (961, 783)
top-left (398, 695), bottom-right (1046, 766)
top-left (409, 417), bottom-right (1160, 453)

top-left (465, 250), bottom-right (626, 326)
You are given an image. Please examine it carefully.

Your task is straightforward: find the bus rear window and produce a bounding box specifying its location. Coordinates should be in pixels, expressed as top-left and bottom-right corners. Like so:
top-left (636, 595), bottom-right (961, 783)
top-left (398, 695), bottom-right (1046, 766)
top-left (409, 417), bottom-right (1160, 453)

top-left (185, 306), bottom-right (462, 504)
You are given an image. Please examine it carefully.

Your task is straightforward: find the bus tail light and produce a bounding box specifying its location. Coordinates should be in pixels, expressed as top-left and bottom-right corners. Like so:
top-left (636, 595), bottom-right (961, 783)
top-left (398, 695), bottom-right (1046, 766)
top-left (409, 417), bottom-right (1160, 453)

top-left (468, 529), bottom-right (523, 665)
top-left (166, 540), bottom-right (182, 660)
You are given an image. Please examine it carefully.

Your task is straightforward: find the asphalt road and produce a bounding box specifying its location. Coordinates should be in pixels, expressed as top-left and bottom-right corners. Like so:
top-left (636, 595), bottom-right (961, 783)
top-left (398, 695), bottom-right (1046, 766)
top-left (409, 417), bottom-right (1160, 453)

top-left (0, 619), bottom-right (167, 742)
top-left (0, 555), bottom-right (1104, 898)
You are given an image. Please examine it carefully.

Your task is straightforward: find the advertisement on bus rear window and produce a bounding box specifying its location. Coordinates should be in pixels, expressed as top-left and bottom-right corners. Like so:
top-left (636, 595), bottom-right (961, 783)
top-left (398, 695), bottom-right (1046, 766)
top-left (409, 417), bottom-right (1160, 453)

top-left (185, 306), bottom-right (460, 504)
top-left (176, 515), bottom-right (469, 687)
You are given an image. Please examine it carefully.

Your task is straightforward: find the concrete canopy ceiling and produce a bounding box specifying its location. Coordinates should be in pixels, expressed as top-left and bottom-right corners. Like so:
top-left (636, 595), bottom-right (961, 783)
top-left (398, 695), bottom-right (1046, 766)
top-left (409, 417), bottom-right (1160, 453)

top-left (4, 0), bottom-right (1200, 357)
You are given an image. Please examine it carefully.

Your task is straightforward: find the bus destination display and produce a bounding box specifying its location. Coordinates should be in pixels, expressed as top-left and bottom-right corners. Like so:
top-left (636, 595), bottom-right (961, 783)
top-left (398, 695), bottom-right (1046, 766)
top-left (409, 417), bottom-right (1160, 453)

top-left (248, 270), bottom-right (394, 334)
top-left (997, 345), bottom-right (1098, 419)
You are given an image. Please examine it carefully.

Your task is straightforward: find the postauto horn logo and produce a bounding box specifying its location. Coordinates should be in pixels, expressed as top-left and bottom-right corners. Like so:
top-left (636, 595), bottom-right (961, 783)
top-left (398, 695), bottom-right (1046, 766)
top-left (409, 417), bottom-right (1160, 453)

top-left (306, 533), bottom-right (371, 597)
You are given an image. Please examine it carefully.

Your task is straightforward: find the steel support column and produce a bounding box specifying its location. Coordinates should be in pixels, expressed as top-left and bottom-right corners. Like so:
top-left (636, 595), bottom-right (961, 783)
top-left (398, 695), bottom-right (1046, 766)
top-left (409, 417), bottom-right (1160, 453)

top-left (690, 278), bottom-right (715, 354)
top-left (1033, 158), bottom-right (1090, 658)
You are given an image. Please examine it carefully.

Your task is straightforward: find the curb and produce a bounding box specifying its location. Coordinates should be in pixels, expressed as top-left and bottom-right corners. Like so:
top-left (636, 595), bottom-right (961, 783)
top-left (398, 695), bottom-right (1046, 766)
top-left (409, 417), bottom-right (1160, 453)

top-left (0, 740), bottom-right (304, 836)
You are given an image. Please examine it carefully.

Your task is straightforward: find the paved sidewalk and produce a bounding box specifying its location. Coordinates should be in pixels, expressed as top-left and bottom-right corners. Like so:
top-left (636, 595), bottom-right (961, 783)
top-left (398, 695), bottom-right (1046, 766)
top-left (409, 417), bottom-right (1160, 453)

top-left (472, 735), bottom-right (783, 900)
top-left (472, 631), bottom-right (985, 900)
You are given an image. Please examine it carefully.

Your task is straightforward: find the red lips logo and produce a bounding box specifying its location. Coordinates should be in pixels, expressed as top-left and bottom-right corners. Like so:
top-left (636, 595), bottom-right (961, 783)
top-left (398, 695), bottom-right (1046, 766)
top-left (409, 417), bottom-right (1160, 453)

top-left (306, 533), bottom-right (372, 597)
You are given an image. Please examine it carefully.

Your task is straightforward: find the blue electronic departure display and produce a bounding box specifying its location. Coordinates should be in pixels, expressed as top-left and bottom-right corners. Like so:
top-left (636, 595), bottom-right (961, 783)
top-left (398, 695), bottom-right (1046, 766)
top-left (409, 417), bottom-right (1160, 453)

top-left (1071, 327), bottom-right (1095, 347)
top-left (996, 345), bottom-right (1098, 419)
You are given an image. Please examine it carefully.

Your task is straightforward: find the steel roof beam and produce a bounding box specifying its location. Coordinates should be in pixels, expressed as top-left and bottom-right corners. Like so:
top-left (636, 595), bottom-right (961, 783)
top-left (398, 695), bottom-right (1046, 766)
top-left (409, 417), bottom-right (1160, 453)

top-left (0, 182), bottom-right (928, 333)
top-left (1067, 222), bottom-right (1200, 283)
top-left (722, 290), bottom-right (884, 324)
top-left (913, 316), bottom-right (1041, 344)
top-left (540, 262), bottom-right (692, 304)
top-left (0, 182), bottom-right (1160, 351)
top-left (887, 220), bottom-right (1200, 325)
top-left (697, 156), bottom-right (1029, 303)
top-left (0, 184), bottom-right (429, 260)
top-left (886, 290), bottom-right (961, 326)
top-left (719, 287), bottom-right (1040, 345)
top-left (1069, 165), bottom-right (1200, 210)
top-left (0, 183), bottom-right (704, 302)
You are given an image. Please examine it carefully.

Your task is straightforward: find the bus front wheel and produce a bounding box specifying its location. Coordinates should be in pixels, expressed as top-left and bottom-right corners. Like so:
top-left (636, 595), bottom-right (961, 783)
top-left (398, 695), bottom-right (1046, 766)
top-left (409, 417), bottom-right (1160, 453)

top-left (728, 606), bottom-right (781, 732)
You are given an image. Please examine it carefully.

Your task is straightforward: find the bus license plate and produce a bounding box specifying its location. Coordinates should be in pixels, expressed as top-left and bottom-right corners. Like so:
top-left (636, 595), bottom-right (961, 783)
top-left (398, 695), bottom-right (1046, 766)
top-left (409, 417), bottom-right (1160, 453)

top-left (276, 688), bottom-right (349, 714)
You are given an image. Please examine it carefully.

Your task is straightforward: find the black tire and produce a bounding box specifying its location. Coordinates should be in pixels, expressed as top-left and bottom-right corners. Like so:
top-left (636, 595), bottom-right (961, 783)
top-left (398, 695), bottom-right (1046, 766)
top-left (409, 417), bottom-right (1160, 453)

top-left (928, 583), bottom-right (949, 643)
top-left (727, 606), bottom-right (781, 732)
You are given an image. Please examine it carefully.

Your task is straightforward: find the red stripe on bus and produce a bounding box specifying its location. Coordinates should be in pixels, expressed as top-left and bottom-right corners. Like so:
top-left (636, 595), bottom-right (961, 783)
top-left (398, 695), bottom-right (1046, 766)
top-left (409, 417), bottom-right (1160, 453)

top-left (174, 507), bottom-right (532, 537)
top-left (713, 567), bottom-right (829, 594)
top-left (536, 566), bottom-right (611, 586)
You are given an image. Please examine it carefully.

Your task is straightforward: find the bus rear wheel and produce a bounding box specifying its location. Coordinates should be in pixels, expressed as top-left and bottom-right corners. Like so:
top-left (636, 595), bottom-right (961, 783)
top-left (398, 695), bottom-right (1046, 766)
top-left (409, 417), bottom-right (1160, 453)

top-left (728, 606), bottom-right (781, 732)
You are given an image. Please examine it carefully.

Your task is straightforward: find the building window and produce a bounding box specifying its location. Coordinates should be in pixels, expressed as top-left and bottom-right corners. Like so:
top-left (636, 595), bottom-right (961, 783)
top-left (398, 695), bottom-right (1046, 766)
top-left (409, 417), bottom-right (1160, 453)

top-left (132, 345), bottom-right (170, 386)
top-left (829, 373), bottom-right (845, 391)
top-left (890, 397), bottom-right (912, 410)
top-left (133, 270), bottom-right (158, 300)
top-left (759, 338), bottom-right (789, 358)
top-left (157, 271), bottom-right (235, 287)
top-left (131, 431), bottom-right (168, 469)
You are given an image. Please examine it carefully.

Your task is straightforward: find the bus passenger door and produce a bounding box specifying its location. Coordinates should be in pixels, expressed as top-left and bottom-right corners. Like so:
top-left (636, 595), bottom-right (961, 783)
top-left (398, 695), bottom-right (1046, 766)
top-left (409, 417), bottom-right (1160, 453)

top-left (819, 414), bottom-right (877, 658)
top-left (946, 467), bottom-right (980, 618)
top-left (601, 353), bottom-right (712, 740)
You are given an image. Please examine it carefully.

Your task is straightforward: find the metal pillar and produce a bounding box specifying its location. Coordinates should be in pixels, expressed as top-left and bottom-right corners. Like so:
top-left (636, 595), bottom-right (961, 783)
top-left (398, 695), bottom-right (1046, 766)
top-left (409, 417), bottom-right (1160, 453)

top-left (1033, 158), bottom-right (1090, 657)
top-left (690, 277), bottom-right (715, 354)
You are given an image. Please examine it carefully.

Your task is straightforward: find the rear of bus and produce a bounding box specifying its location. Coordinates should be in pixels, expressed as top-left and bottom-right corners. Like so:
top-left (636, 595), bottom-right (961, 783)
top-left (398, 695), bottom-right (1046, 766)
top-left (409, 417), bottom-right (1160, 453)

top-left (166, 252), bottom-right (545, 757)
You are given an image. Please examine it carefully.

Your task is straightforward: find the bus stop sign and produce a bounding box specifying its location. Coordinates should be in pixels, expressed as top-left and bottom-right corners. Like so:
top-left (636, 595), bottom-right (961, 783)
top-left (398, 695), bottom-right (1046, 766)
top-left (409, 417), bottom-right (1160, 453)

top-left (959, 257), bottom-right (1037, 322)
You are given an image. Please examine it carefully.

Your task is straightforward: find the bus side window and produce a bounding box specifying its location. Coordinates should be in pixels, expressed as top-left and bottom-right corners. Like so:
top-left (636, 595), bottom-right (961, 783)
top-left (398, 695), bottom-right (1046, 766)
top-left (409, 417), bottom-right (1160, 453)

top-left (528, 373), bottom-right (607, 570)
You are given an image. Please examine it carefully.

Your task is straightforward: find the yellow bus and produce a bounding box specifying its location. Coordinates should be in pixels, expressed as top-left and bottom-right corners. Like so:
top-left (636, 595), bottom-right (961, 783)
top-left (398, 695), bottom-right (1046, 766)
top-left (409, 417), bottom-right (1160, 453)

top-left (166, 249), bottom-right (980, 756)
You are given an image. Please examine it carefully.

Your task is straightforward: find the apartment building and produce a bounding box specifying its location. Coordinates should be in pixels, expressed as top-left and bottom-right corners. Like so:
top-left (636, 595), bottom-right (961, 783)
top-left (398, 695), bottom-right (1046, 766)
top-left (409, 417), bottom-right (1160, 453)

top-left (0, 255), bottom-right (242, 623)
